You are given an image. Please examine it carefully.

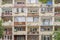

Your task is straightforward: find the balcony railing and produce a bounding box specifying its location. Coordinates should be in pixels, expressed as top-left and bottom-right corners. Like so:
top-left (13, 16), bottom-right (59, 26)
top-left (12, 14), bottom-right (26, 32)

top-left (27, 13), bottom-right (39, 16)
top-left (14, 22), bottom-right (26, 26)
top-left (41, 22), bottom-right (52, 26)
top-left (2, 12), bottom-right (12, 16)
top-left (55, 12), bottom-right (60, 16)
top-left (28, 31), bottom-right (39, 34)
top-left (2, 21), bottom-right (12, 26)
top-left (41, 27), bottom-right (53, 31)
top-left (4, 31), bottom-right (12, 35)
top-left (54, 20), bottom-right (60, 25)
top-left (1, 35), bottom-right (12, 40)
top-left (41, 28), bottom-right (52, 31)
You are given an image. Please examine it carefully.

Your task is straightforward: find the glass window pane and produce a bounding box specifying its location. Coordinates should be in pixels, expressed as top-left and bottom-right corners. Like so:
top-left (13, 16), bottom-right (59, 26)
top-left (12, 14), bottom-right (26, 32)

top-left (27, 17), bottom-right (33, 22)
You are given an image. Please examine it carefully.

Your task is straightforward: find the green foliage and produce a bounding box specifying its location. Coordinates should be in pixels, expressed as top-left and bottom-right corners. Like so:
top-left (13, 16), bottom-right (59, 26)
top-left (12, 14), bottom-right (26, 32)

top-left (39, 0), bottom-right (51, 3)
top-left (53, 32), bottom-right (60, 40)
top-left (0, 20), bottom-right (4, 38)
top-left (39, 0), bottom-right (48, 3)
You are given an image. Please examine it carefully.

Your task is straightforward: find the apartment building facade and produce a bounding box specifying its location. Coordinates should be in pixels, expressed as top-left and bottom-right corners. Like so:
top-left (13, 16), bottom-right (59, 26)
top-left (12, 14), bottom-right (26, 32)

top-left (0, 0), bottom-right (60, 40)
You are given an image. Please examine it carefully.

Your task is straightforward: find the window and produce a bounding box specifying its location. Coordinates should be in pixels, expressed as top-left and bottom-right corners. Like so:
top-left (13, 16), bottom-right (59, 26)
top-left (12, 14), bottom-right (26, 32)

top-left (30, 28), bottom-right (37, 32)
top-left (17, 2), bottom-right (24, 4)
top-left (43, 19), bottom-right (50, 25)
top-left (33, 17), bottom-right (39, 22)
top-left (2, 8), bottom-right (12, 13)
top-left (27, 17), bottom-right (39, 22)
top-left (41, 7), bottom-right (46, 13)
top-left (41, 5), bottom-right (52, 13)
top-left (18, 8), bottom-right (26, 13)
top-left (47, 5), bottom-right (52, 12)
top-left (28, 0), bottom-right (38, 3)
top-left (41, 35), bottom-right (52, 40)
top-left (14, 27), bottom-right (25, 31)
top-left (14, 17), bottom-right (25, 22)
top-left (41, 27), bottom-right (52, 31)
top-left (19, 8), bottom-right (24, 13)
top-left (13, 8), bottom-right (26, 13)
top-left (27, 17), bottom-right (33, 22)
top-left (28, 8), bottom-right (38, 13)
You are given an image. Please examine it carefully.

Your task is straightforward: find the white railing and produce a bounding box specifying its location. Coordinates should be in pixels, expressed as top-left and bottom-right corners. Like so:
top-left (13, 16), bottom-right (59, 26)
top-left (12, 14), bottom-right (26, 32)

top-left (0, 35), bottom-right (12, 40)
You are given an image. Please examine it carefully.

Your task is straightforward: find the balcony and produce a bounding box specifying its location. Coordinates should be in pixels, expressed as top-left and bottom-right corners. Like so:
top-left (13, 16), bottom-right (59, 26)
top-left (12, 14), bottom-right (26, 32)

top-left (27, 35), bottom-right (39, 40)
top-left (54, 17), bottom-right (60, 26)
top-left (14, 27), bottom-right (26, 35)
top-left (2, 8), bottom-right (12, 16)
top-left (27, 13), bottom-right (39, 16)
top-left (14, 22), bottom-right (25, 26)
top-left (2, 21), bottom-right (13, 27)
top-left (27, 7), bottom-right (39, 16)
top-left (2, 0), bottom-right (13, 7)
top-left (2, 16), bottom-right (13, 27)
top-left (55, 7), bottom-right (60, 16)
top-left (55, 12), bottom-right (60, 16)
top-left (14, 0), bottom-right (26, 7)
top-left (2, 35), bottom-right (12, 40)
top-left (13, 12), bottom-right (26, 16)
top-left (55, 0), bottom-right (60, 3)
top-left (40, 26), bottom-right (53, 31)
top-left (41, 17), bottom-right (53, 26)
top-left (26, 0), bottom-right (40, 6)
top-left (13, 8), bottom-right (27, 16)
top-left (55, 26), bottom-right (60, 31)
top-left (14, 16), bottom-right (26, 26)
top-left (14, 31), bottom-right (26, 35)
top-left (27, 22), bottom-right (39, 26)
top-left (4, 28), bottom-right (12, 35)
top-left (2, 12), bottom-right (12, 16)
top-left (27, 26), bottom-right (39, 35)
top-left (27, 17), bottom-right (39, 26)
top-left (40, 5), bottom-right (53, 16)
top-left (40, 26), bottom-right (53, 35)
top-left (41, 22), bottom-right (52, 26)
